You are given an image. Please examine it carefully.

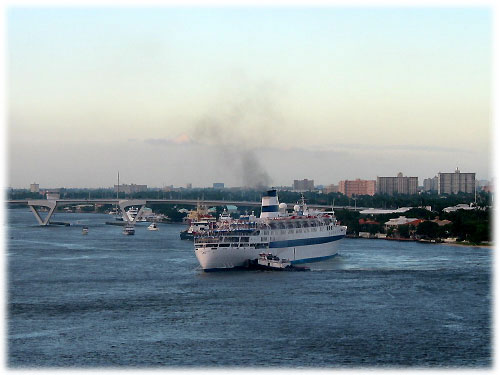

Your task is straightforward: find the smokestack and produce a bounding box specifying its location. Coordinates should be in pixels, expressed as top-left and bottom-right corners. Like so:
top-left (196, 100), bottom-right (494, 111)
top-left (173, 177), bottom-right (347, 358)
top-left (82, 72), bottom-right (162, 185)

top-left (260, 189), bottom-right (279, 219)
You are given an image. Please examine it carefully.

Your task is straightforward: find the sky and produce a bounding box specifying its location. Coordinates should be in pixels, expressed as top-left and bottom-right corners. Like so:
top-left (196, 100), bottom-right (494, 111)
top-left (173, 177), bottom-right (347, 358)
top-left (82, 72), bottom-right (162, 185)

top-left (6, 6), bottom-right (493, 188)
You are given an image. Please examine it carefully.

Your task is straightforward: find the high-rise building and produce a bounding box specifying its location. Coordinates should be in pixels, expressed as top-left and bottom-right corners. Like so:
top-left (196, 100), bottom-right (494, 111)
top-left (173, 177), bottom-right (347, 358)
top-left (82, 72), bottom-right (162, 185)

top-left (30, 183), bottom-right (39, 193)
top-left (114, 184), bottom-right (148, 194)
top-left (46, 190), bottom-right (60, 200)
top-left (438, 168), bottom-right (475, 195)
top-left (293, 179), bottom-right (314, 191)
top-left (376, 172), bottom-right (418, 195)
top-left (338, 179), bottom-right (376, 197)
top-left (322, 184), bottom-right (338, 194)
top-left (423, 176), bottom-right (438, 192)
top-left (213, 182), bottom-right (225, 189)
top-left (186, 183), bottom-right (192, 189)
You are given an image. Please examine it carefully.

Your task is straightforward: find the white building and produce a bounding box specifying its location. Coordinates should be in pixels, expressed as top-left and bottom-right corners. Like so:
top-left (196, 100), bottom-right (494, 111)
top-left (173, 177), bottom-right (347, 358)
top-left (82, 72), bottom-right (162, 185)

top-left (442, 204), bottom-right (475, 213)
top-left (384, 216), bottom-right (419, 226)
top-left (360, 207), bottom-right (413, 215)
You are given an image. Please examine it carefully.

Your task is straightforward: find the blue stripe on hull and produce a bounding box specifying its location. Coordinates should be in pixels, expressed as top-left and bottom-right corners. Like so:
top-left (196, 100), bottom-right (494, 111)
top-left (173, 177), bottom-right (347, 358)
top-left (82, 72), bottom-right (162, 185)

top-left (290, 253), bottom-right (339, 264)
top-left (269, 234), bottom-right (344, 249)
top-left (203, 254), bottom-right (340, 271)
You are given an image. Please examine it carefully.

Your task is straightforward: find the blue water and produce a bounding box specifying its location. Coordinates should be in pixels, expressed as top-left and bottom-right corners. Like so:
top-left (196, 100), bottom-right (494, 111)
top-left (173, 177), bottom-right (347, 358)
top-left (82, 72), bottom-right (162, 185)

top-left (7, 209), bottom-right (491, 367)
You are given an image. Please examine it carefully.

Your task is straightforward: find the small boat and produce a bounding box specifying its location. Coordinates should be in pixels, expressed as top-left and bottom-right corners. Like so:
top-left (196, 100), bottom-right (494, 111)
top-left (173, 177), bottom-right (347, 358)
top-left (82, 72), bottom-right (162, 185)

top-left (148, 222), bottom-right (159, 231)
top-left (123, 225), bottom-right (135, 235)
top-left (257, 252), bottom-right (292, 269)
top-left (245, 253), bottom-right (310, 272)
top-left (82, 226), bottom-right (89, 235)
top-left (126, 207), bottom-right (147, 222)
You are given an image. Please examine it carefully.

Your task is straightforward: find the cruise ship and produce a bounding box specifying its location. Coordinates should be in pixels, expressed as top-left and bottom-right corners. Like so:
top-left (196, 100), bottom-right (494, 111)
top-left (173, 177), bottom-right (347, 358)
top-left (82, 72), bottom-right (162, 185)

top-left (194, 189), bottom-right (347, 271)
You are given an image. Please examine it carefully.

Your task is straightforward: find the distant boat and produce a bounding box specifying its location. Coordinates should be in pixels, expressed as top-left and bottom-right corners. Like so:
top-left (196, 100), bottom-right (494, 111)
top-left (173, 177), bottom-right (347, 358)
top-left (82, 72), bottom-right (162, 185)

top-left (123, 224), bottom-right (135, 235)
top-left (180, 202), bottom-right (216, 240)
top-left (125, 207), bottom-right (144, 222)
top-left (82, 226), bottom-right (89, 235)
top-left (148, 222), bottom-right (159, 231)
top-left (126, 207), bottom-right (164, 222)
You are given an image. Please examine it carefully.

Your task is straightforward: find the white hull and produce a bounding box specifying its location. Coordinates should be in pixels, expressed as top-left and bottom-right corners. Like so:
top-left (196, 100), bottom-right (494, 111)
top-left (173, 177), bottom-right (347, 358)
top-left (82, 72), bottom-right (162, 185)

top-left (195, 237), bottom-right (342, 271)
top-left (193, 189), bottom-right (347, 271)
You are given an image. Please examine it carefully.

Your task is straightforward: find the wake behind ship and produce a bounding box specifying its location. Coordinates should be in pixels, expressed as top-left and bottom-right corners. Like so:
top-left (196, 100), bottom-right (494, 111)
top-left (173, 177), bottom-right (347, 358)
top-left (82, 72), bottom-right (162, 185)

top-left (194, 189), bottom-right (347, 271)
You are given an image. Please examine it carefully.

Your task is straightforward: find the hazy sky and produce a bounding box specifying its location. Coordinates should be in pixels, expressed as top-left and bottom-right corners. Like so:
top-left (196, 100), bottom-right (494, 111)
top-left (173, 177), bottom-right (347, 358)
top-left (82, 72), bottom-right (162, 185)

top-left (7, 6), bottom-right (492, 188)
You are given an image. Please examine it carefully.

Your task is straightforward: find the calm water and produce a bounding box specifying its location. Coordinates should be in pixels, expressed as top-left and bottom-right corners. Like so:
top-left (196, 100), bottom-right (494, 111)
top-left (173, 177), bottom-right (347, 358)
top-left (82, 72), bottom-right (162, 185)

top-left (7, 209), bottom-right (492, 368)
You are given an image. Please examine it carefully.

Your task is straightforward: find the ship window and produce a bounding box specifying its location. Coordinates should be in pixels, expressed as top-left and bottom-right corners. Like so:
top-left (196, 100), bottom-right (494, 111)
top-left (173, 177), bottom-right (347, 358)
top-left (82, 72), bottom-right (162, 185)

top-left (288, 230), bottom-right (294, 234)
top-left (219, 243), bottom-right (230, 247)
top-left (240, 237), bottom-right (249, 242)
top-left (231, 243), bottom-right (238, 247)
top-left (261, 237), bottom-right (267, 241)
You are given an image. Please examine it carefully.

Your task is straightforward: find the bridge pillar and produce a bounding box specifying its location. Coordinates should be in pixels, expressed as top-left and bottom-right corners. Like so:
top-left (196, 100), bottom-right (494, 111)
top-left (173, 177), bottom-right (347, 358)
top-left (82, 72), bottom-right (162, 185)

top-left (118, 200), bottom-right (147, 224)
top-left (27, 200), bottom-right (58, 226)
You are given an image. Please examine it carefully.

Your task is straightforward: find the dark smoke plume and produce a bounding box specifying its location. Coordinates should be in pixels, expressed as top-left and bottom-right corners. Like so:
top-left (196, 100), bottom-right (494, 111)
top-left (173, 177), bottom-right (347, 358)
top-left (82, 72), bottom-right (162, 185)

top-left (193, 116), bottom-right (271, 189)
top-left (190, 83), bottom-right (287, 188)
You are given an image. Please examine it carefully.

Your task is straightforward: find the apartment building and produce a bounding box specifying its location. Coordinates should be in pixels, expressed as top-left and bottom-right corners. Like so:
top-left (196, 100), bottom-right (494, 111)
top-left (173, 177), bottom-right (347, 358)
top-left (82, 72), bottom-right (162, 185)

top-left (438, 168), bottom-right (475, 195)
top-left (376, 172), bottom-right (418, 195)
top-left (338, 179), bottom-right (376, 197)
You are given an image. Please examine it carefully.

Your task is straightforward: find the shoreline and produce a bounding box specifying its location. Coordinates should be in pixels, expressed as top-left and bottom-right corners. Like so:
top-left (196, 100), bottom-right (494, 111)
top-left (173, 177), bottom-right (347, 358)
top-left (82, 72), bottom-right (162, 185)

top-left (345, 236), bottom-right (493, 249)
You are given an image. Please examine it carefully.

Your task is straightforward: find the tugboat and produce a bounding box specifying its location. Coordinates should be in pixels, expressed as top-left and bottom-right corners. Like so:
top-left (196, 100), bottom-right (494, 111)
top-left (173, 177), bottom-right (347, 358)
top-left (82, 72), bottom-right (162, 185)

top-left (123, 224), bottom-right (135, 235)
top-left (258, 252), bottom-right (291, 269)
top-left (246, 253), bottom-right (310, 272)
top-left (82, 226), bottom-right (89, 235)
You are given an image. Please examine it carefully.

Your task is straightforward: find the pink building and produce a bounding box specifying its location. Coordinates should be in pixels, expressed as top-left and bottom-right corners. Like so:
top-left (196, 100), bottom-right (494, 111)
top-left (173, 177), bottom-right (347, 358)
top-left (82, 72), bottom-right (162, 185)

top-left (338, 179), bottom-right (376, 197)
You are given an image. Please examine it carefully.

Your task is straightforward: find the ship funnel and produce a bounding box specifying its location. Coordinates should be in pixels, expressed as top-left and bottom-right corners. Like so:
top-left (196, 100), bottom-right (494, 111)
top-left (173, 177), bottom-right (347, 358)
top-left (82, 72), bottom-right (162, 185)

top-left (260, 189), bottom-right (280, 219)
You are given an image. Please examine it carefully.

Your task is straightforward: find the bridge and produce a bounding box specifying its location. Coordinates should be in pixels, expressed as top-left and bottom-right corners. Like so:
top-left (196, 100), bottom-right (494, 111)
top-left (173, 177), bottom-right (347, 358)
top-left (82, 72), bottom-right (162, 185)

top-left (6, 198), bottom-right (365, 226)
